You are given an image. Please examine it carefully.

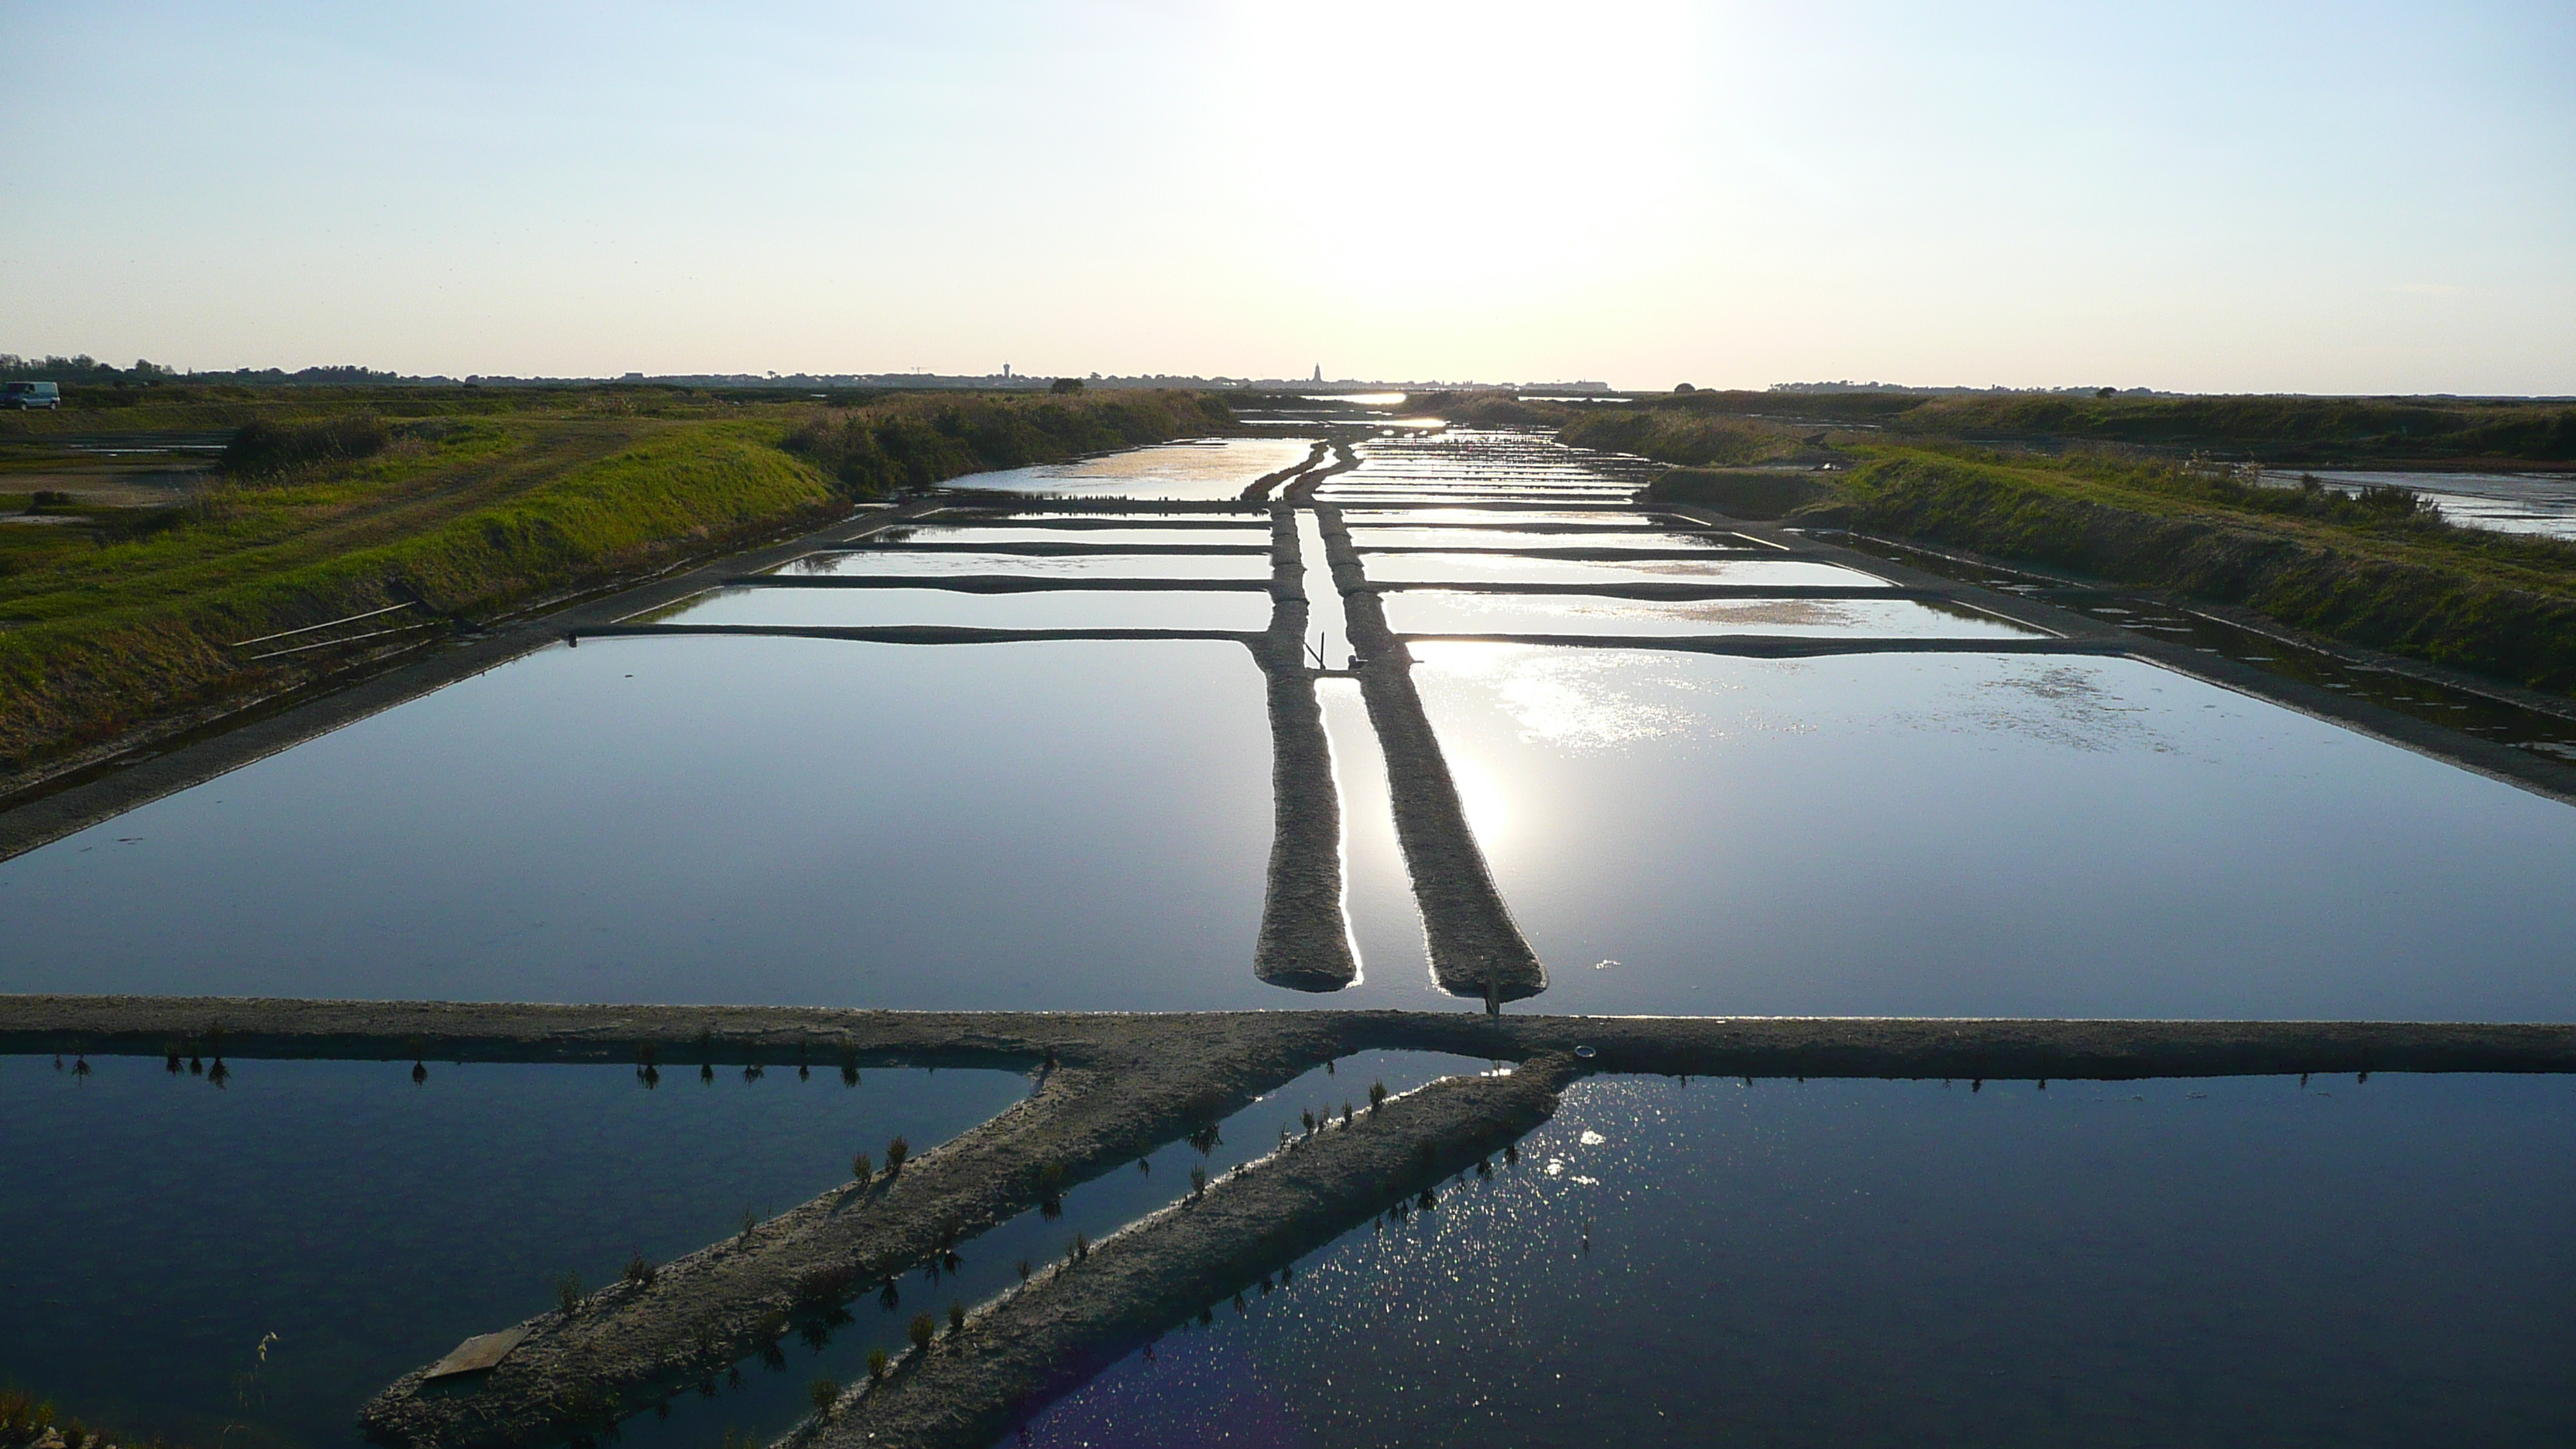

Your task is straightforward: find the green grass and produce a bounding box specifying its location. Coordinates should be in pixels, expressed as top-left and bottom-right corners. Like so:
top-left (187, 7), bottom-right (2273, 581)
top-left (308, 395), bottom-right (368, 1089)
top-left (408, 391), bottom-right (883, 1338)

top-left (0, 387), bottom-right (1235, 772)
top-left (1821, 445), bottom-right (2576, 694)
top-left (1553, 408), bottom-right (1800, 468)
top-left (1535, 389), bottom-right (2576, 466)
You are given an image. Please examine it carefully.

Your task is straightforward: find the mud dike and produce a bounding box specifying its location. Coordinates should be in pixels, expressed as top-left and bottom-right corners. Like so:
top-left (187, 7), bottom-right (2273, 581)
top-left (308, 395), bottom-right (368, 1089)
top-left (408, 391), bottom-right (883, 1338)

top-left (9, 423), bottom-right (2575, 1449)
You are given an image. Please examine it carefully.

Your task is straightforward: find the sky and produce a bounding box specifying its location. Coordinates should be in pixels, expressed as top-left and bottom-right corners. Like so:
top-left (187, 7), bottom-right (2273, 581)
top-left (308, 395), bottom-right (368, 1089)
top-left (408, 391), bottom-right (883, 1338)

top-left (4, 1), bottom-right (2571, 393)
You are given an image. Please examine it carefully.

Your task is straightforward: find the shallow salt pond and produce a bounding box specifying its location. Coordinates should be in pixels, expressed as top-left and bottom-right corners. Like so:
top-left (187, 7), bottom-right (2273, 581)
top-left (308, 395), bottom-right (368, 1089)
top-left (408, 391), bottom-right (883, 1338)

top-left (856, 525), bottom-right (1269, 548)
top-left (953, 438), bottom-right (1317, 500)
top-left (1348, 526), bottom-right (1744, 551)
top-left (781, 550), bottom-right (1276, 581)
top-left (1410, 644), bottom-right (2576, 1019)
top-left (0, 639), bottom-right (1285, 1009)
top-left (1336, 509), bottom-right (1680, 527)
top-left (0, 1056), bottom-right (1030, 1449)
top-left (646, 585), bottom-right (1274, 632)
top-left (1018, 1073), bottom-right (2576, 1449)
top-left (1358, 553), bottom-right (1889, 587)
top-left (1382, 591), bottom-right (2040, 640)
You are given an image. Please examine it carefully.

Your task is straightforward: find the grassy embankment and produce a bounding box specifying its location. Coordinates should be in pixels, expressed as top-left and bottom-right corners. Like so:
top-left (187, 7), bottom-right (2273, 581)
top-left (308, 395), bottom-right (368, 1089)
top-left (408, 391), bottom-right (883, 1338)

top-left (1533, 388), bottom-right (2576, 470)
top-left (1530, 392), bottom-right (2576, 695)
top-left (0, 388), bottom-right (1231, 773)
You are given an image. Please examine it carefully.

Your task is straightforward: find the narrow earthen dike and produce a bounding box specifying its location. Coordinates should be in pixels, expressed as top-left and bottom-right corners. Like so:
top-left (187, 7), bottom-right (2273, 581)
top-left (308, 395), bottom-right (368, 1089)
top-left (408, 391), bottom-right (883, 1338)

top-left (1250, 505), bottom-right (1357, 991)
top-left (7, 996), bottom-right (2571, 1449)
top-left (1314, 503), bottom-right (1548, 1003)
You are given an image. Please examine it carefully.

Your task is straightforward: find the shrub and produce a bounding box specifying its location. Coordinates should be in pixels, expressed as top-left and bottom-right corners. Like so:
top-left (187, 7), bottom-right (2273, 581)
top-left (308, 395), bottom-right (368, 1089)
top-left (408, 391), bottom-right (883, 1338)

top-left (850, 1150), bottom-right (872, 1182)
top-left (555, 1271), bottom-right (585, 1317)
top-left (865, 1348), bottom-right (889, 1382)
top-left (884, 1136), bottom-right (909, 1173)
top-left (793, 1264), bottom-right (855, 1310)
top-left (623, 1251), bottom-right (656, 1289)
top-left (807, 1377), bottom-right (840, 1416)
top-left (906, 1314), bottom-right (936, 1352)
top-left (947, 1302), bottom-right (966, 1338)
top-left (221, 414), bottom-right (390, 478)
top-left (1050, 377), bottom-right (1085, 394)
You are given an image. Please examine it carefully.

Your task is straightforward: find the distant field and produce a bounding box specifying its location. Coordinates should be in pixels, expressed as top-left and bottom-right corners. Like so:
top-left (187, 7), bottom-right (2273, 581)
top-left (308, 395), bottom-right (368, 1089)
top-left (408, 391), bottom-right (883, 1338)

top-left (0, 385), bottom-right (1231, 777)
top-left (1451, 388), bottom-right (2576, 471)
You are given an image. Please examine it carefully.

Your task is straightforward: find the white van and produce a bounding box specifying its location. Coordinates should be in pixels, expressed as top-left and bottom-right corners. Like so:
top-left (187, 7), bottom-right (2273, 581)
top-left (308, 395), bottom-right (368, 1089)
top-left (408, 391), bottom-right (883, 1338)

top-left (2, 382), bottom-right (62, 410)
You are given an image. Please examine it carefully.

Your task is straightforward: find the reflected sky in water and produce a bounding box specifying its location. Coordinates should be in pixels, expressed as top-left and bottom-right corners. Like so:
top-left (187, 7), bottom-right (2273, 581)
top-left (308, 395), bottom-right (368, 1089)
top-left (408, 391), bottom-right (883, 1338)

top-left (953, 438), bottom-right (1317, 500)
top-left (1356, 553), bottom-right (1889, 587)
top-left (0, 1057), bottom-right (1029, 1449)
top-left (1410, 644), bottom-right (2576, 1019)
top-left (1386, 591), bottom-right (2037, 640)
top-left (1349, 528), bottom-right (1738, 551)
top-left (651, 585), bottom-right (1273, 632)
top-left (1023, 1073), bottom-right (2576, 1449)
top-left (786, 550), bottom-right (1276, 580)
top-left (0, 639), bottom-right (1279, 1008)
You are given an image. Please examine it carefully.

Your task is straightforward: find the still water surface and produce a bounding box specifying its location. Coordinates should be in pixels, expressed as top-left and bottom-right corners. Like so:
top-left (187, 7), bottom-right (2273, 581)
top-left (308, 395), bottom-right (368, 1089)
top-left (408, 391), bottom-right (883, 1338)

top-left (0, 1057), bottom-right (1029, 1449)
top-left (1411, 644), bottom-right (2576, 1019)
top-left (0, 639), bottom-right (1279, 1009)
top-left (1382, 591), bottom-right (2039, 639)
top-left (1020, 1073), bottom-right (2576, 1449)
top-left (0, 1050), bottom-right (1483, 1449)
top-left (951, 438), bottom-right (1315, 500)
top-left (648, 587), bottom-right (1273, 632)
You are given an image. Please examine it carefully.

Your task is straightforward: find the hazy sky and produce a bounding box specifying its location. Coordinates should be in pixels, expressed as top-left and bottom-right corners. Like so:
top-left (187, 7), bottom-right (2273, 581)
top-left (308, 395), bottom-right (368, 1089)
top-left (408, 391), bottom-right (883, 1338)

top-left (5, 2), bottom-right (2571, 392)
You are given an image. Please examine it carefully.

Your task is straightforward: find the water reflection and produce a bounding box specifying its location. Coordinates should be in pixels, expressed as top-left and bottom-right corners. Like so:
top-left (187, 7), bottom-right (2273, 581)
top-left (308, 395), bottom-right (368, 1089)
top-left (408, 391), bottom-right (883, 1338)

top-left (1383, 591), bottom-right (2040, 640)
top-left (646, 586), bottom-right (1274, 632)
top-left (783, 550), bottom-right (1276, 580)
top-left (951, 439), bottom-right (1320, 501)
top-left (1017, 1073), bottom-right (2576, 1449)
top-left (0, 640), bottom-right (1279, 1009)
top-left (1357, 553), bottom-right (1888, 587)
top-left (1409, 645), bottom-right (2576, 1019)
top-left (0, 1057), bottom-right (1027, 1449)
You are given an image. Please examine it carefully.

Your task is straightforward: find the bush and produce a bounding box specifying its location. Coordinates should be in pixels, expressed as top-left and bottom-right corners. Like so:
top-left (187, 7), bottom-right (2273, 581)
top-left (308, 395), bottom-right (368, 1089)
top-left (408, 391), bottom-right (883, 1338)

top-left (221, 415), bottom-right (390, 478)
top-left (906, 1314), bottom-right (936, 1352)
top-left (1050, 377), bottom-right (1085, 394)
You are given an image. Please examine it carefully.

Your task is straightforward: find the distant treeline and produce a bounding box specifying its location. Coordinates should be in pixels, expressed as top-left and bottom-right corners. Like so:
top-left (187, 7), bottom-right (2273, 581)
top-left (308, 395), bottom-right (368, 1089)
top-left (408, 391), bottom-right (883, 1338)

top-left (0, 355), bottom-right (405, 388)
top-left (782, 391), bottom-right (1234, 498)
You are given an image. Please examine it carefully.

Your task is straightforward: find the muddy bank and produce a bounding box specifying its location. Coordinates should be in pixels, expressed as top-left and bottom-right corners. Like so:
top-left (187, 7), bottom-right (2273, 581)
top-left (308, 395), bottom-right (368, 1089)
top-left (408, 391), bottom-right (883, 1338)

top-left (1249, 509), bottom-right (1356, 991)
top-left (1280, 440), bottom-right (1361, 503)
top-left (786, 1056), bottom-right (1584, 1449)
top-left (1239, 440), bottom-right (1330, 502)
top-left (355, 1019), bottom-right (1362, 1449)
top-left (1314, 506), bottom-right (1547, 1004)
top-left (9, 995), bottom-right (2573, 1080)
